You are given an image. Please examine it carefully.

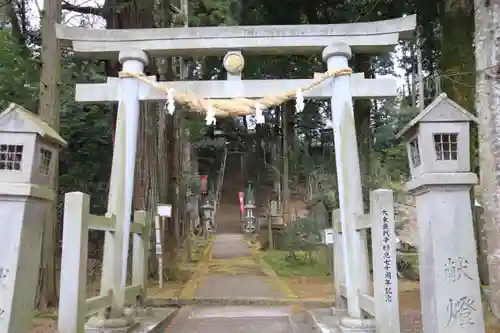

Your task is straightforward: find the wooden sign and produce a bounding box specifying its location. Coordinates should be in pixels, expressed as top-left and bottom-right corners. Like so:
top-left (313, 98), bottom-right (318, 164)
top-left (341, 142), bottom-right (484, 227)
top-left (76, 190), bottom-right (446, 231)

top-left (157, 204), bottom-right (172, 217)
top-left (322, 228), bottom-right (334, 245)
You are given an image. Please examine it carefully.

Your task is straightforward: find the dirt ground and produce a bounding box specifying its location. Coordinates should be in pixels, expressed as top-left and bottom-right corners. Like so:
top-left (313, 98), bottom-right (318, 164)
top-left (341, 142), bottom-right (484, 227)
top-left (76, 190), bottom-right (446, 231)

top-left (31, 318), bottom-right (57, 333)
top-left (29, 237), bottom-right (210, 333)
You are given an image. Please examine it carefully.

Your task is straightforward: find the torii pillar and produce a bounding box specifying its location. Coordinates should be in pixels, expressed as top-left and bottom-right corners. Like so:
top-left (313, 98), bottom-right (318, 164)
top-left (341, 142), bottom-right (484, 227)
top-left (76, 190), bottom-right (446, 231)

top-left (324, 42), bottom-right (371, 325)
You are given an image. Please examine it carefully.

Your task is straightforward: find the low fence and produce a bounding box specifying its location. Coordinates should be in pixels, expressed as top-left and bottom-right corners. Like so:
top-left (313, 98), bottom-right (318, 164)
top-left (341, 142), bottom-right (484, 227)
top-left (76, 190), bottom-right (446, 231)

top-left (58, 192), bottom-right (150, 333)
top-left (333, 189), bottom-right (400, 332)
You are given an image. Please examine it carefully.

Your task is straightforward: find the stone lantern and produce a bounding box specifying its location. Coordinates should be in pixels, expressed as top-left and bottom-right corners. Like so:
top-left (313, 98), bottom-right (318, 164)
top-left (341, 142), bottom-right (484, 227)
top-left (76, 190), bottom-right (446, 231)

top-left (0, 103), bottom-right (67, 333)
top-left (200, 200), bottom-right (214, 238)
top-left (244, 186), bottom-right (256, 211)
top-left (243, 184), bottom-right (257, 233)
top-left (396, 93), bottom-right (484, 333)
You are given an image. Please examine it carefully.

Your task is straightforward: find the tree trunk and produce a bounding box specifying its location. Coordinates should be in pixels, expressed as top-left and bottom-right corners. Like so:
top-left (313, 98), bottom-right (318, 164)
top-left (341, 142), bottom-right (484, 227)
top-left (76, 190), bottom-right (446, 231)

top-left (164, 110), bottom-right (179, 279)
top-left (353, 54), bottom-right (374, 213)
top-left (441, 0), bottom-right (475, 111)
top-left (282, 101), bottom-right (294, 225)
top-left (152, 56), bottom-right (172, 277)
top-left (183, 129), bottom-right (193, 261)
top-left (36, 0), bottom-right (61, 309)
top-left (475, 0), bottom-right (500, 319)
top-left (103, 0), bottom-right (161, 281)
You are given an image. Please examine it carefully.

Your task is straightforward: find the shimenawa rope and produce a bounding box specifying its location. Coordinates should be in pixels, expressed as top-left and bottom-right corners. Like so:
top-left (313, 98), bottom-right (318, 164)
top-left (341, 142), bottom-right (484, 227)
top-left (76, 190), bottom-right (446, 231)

top-left (118, 68), bottom-right (352, 117)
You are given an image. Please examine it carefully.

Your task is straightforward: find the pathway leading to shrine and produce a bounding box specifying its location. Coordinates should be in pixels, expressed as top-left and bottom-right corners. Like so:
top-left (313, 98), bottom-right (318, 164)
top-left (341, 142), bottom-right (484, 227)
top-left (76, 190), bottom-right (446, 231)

top-left (163, 234), bottom-right (318, 333)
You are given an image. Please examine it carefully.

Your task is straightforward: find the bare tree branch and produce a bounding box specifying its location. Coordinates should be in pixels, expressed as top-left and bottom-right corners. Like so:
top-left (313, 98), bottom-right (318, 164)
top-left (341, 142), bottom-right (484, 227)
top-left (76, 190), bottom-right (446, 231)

top-left (61, 1), bottom-right (103, 16)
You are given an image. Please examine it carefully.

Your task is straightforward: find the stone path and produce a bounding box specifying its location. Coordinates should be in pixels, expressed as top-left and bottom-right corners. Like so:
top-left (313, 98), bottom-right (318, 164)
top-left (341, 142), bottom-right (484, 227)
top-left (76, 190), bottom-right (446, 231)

top-left (192, 234), bottom-right (288, 299)
top-left (165, 234), bottom-right (317, 333)
top-left (166, 306), bottom-right (304, 333)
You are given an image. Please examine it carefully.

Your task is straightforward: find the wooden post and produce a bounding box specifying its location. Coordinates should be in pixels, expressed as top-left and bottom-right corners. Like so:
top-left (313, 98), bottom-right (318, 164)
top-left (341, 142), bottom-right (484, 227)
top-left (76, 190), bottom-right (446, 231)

top-left (154, 215), bottom-right (164, 289)
top-left (370, 189), bottom-right (400, 333)
top-left (268, 212), bottom-right (274, 250)
top-left (282, 102), bottom-right (290, 226)
top-left (58, 192), bottom-right (89, 333)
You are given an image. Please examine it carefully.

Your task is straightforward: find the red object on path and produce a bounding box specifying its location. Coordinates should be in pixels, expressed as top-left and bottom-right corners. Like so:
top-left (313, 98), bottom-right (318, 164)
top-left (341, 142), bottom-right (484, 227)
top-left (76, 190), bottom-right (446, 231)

top-left (238, 191), bottom-right (244, 215)
top-left (201, 175), bottom-right (208, 194)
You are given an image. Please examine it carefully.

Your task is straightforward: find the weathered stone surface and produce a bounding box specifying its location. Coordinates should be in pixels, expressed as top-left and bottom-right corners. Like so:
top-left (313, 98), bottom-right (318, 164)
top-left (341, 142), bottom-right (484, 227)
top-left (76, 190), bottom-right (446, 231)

top-left (56, 16), bottom-right (416, 58)
top-left (211, 234), bottom-right (251, 259)
top-left (165, 305), bottom-right (318, 333)
top-left (75, 73), bottom-right (398, 104)
top-left (0, 104), bottom-right (65, 333)
top-left (84, 308), bottom-right (177, 333)
top-left (146, 297), bottom-right (334, 308)
top-left (400, 94), bottom-right (485, 333)
top-left (195, 275), bottom-right (284, 298)
top-left (308, 309), bottom-right (376, 333)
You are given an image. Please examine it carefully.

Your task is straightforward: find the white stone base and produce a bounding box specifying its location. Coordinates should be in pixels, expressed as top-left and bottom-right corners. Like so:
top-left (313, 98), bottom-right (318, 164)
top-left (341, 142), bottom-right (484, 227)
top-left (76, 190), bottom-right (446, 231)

top-left (85, 315), bottom-right (138, 333)
top-left (125, 306), bottom-right (154, 318)
top-left (84, 308), bottom-right (178, 333)
top-left (307, 308), bottom-right (377, 333)
top-left (337, 317), bottom-right (376, 333)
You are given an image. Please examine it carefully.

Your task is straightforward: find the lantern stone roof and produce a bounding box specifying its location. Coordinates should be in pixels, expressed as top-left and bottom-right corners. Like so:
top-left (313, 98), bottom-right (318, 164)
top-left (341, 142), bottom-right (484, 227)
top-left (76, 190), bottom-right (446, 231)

top-left (395, 93), bottom-right (478, 139)
top-left (0, 103), bottom-right (67, 147)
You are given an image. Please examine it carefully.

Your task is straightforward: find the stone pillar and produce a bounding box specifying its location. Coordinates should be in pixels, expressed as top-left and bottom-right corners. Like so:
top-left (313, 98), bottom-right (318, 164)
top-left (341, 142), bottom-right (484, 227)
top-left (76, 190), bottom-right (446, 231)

top-left (118, 48), bottom-right (148, 307)
top-left (322, 43), bottom-right (371, 320)
top-left (0, 198), bottom-right (48, 333)
top-left (91, 49), bottom-right (148, 329)
top-left (410, 180), bottom-right (485, 333)
top-left (99, 81), bottom-right (126, 312)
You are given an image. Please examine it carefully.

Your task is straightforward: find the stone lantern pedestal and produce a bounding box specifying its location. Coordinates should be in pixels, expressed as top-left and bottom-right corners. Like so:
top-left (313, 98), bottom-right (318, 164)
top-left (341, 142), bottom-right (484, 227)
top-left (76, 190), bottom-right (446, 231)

top-left (0, 103), bottom-right (67, 333)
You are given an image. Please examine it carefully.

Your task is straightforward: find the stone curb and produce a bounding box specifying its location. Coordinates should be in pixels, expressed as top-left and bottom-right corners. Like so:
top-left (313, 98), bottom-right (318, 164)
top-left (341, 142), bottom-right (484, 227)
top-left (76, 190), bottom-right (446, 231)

top-left (146, 297), bottom-right (334, 308)
top-left (147, 308), bottom-right (181, 333)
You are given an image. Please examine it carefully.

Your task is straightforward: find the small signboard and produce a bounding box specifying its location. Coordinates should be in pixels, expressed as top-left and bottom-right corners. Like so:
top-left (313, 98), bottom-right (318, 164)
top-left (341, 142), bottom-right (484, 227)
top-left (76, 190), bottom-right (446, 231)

top-left (322, 228), bottom-right (334, 245)
top-left (157, 204), bottom-right (172, 217)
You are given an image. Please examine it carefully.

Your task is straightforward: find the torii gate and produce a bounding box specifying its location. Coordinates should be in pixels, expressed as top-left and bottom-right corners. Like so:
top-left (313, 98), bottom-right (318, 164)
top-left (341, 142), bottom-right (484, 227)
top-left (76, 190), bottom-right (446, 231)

top-left (56, 14), bottom-right (416, 327)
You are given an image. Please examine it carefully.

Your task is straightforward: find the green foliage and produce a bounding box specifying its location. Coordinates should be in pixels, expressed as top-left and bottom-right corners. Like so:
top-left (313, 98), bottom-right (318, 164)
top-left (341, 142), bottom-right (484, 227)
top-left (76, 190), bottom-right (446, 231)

top-left (188, 0), bottom-right (241, 26)
top-left (309, 191), bottom-right (336, 211)
top-left (263, 250), bottom-right (331, 278)
top-left (58, 103), bottom-right (113, 214)
top-left (183, 168), bottom-right (202, 195)
top-left (0, 29), bottom-right (39, 111)
top-left (0, 28), bottom-right (113, 215)
top-left (185, 117), bottom-right (207, 142)
top-left (372, 100), bottom-right (419, 182)
top-left (2, 0), bottom-right (471, 245)
top-left (281, 215), bottom-right (322, 260)
top-left (56, 54), bottom-right (114, 214)
top-left (193, 137), bottom-right (226, 150)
